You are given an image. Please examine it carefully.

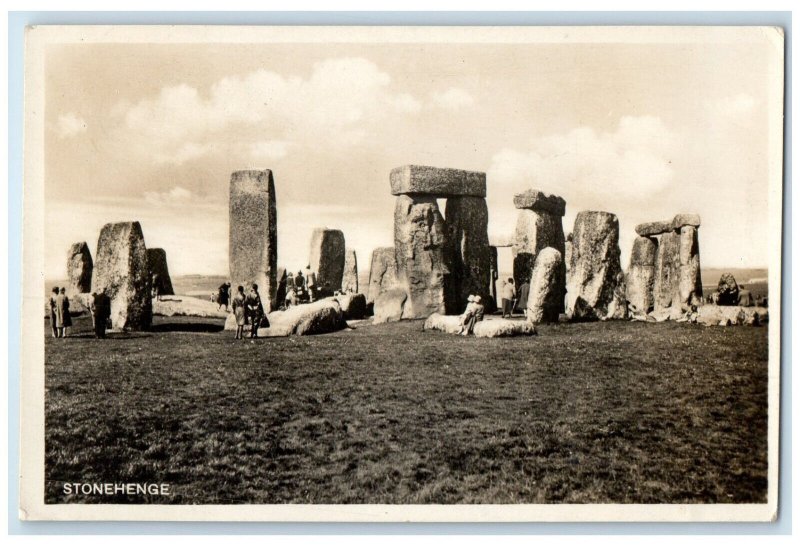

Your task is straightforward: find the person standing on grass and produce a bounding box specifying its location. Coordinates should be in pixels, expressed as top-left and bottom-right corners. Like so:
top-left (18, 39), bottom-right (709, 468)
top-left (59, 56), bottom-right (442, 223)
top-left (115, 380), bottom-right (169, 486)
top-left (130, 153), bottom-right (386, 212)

top-left (217, 282), bottom-right (231, 311)
top-left (295, 271), bottom-right (306, 301)
top-left (231, 285), bottom-right (247, 340)
top-left (305, 265), bottom-right (317, 302)
top-left (54, 287), bottom-right (71, 338)
top-left (501, 278), bottom-right (516, 318)
top-left (48, 287), bottom-right (59, 338)
top-left (90, 290), bottom-right (111, 339)
top-left (515, 281), bottom-right (530, 317)
top-left (245, 283), bottom-right (265, 339)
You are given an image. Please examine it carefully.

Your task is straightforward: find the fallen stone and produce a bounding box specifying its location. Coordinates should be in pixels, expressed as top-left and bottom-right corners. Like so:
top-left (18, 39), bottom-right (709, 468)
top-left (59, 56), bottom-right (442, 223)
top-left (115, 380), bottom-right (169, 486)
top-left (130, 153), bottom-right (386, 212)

top-left (444, 196), bottom-right (491, 314)
top-left (565, 211), bottom-right (627, 321)
top-left (373, 288), bottom-right (408, 324)
top-left (526, 247), bottom-right (563, 323)
top-left (423, 313), bottom-right (537, 338)
top-left (146, 248), bottom-right (175, 296)
top-left (229, 169), bottom-right (278, 311)
top-left (332, 293), bottom-right (367, 320)
top-left (394, 195), bottom-right (447, 318)
top-left (341, 249), bottom-right (359, 294)
top-left (513, 189), bottom-right (566, 216)
top-left (366, 247), bottom-right (397, 305)
top-left (155, 296), bottom-right (228, 318)
top-left (625, 236), bottom-right (658, 314)
top-left (696, 305), bottom-right (767, 326)
top-left (390, 165), bottom-right (486, 197)
top-left (92, 221), bottom-right (152, 330)
top-left (635, 221), bottom-right (673, 237)
top-left (309, 228), bottom-right (346, 295)
top-left (239, 299), bottom-right (347, 336)
top-left (66, 242), bottom-right (93, 296)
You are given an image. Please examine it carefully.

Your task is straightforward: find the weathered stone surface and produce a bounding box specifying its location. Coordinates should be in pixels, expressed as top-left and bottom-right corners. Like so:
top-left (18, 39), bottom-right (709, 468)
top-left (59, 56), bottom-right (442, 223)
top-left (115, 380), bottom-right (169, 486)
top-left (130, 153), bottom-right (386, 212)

top-left (443, 196), bottom-right (491, 314)
top-left (260, 299), bottom-right (347, 336)
top-left (512, 209), bottom-right (565, 288)
top-left (565, 211), bottom-right (627, 321)
top-left (423, 313), bottom-right (537, 337)
top-left (275, 267), bottom-right (287, 307)
top-left (677, 225), bottom-right (703, 308)
top-left (390, 165), bottom-right (486, 197)
top-left (341, 248), bottom-right (358, 294)
top-left (488, 245), bottom-right (499, 310)
top-left (716, 273), bottom-right (740, 306)
top-left (565, 234), bottom-right (573, 272)
top-left (332, 293), bottom-right (367, 320)
top-left (92, 221), bottom-right (152, 330)
top-left (367, 247), bottom-right (398, 305)
top-left (146, 248), bottom-right (174, 296)
top-left (672, 213), bottom-right (702, 229)
top-left (635, 221), bottom-right (672, 237)
top-left (696, 304), bottom-right (767, 326)
top-left (626, 236), bottom-right (658, 314)
top-left (373, 288), bottom-right (408, 324)
top-left (513, 189), bottom-right (566, 216)
top-left (394, 195), bottom-right (447, 318)
top-left (526, 248), bottom-right (563, 323)
top-left (653, 230), bottom-right (681, 310)
top-left (229, 170), bottom-right (278, 311)
top-left (66, 242), bottom-right (93, 296)
top-left (309, 228), bottom-right (346, 295)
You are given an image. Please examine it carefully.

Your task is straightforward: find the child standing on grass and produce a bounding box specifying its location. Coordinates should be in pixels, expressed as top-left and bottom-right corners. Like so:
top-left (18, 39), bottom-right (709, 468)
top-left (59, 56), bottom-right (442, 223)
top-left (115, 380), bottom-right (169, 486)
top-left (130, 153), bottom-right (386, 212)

top-left (232, 285), bottom-right (246, 340)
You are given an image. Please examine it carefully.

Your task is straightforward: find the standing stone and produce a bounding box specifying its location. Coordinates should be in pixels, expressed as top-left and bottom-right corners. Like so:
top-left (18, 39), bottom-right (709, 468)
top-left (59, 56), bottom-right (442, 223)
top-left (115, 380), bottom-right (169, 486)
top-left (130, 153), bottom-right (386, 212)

top-left (92, 221), bottom-right (152, 330)
top-left (565, 211), bottom-right (627, 321)
top-left (229, 170), bottom-right (278, 311)
top-left (512, 190), bottom-right (566, 300)
top-left (146, 248), bottom-right (174, 296)
top-left (489, 245), bottom-right (499, 310)
top-left (66, 242), bottom-right (93, 296)
top-left (443, 196), bottom-right (491, 313)
top-left (342, 248), bottom-right (358, 294)
top-left (275, 267), bottom-right (287, 307)
top-left (676, 221), bottom-right (703, 309)
top-left (625, 236), bottom-right (658, 314)
top-left (309, 228), bottom-right (346, 296)
top-left (653, 230), bottom-right (681, 311)
top-left (527, 248), bottom-right (564, 323)
top-left (394, 194), bottom-right (447, 318)
top-left (367, 247), bottom-right (397, 305)
top-left (717, 273), bottom-right (740, 306)
top-left (565, 233), bottom-right (573, 273)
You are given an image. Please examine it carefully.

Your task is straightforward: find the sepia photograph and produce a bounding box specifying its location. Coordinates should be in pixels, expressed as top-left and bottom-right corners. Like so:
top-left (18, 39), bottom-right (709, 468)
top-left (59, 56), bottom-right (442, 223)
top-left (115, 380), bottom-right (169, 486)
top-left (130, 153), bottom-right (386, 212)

top-left (18, 24), bottom-right (784, 522)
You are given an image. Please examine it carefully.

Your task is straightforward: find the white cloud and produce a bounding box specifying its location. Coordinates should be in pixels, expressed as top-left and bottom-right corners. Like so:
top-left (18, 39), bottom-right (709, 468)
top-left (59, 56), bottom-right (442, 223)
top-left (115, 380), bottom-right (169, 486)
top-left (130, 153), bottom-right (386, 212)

top-left (56, 113), bottom-right (87, 138)
top-left (115, 57), bottom-right (422, 163)
top-left (430, 87), bottom-right (475, 110)
top-left (143, 186), bottom-right (195, 206)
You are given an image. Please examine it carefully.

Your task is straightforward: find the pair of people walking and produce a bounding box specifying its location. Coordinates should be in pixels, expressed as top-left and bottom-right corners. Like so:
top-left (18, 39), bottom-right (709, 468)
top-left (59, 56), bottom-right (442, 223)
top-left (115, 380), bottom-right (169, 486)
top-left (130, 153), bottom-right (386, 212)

top-left (48, 287), bottom-right (72, 338)
top-left (231, 283), bottom-right (268, 340)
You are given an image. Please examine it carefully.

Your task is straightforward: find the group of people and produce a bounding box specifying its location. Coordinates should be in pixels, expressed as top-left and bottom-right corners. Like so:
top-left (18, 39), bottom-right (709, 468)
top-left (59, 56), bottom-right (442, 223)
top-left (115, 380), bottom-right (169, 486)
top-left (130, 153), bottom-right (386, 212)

top-left (284, 267), bottom-right (318, 308)
top-left (499, 278), bottom-right (530, 318)
top-left (229, 283), bottom-right (268, 340)
top-left (458, 294), bottom-right (486, 335)
top-left (48, 287), bottom-right (72, 338)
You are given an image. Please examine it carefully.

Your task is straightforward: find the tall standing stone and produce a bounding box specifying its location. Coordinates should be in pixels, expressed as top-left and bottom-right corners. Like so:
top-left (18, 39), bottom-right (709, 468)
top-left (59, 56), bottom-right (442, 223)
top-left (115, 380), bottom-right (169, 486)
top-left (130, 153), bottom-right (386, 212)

top-left (394, 194), bottom-right (447, 318)
top-left (566, 211), bottom-right (627, 321)
top-left (367, 247), bottom-right (397, 305)
top-left (92, 221), bottom-right (152, 330)
top-left (674, 214), bottom-right (703, 309)
top-left (146, 248), bottom-right (175, 296)
top-left (66, 242), bottom-right (93, 296)
top-left (653, 230), bottom-right (681, 311)
top-left (342, 248), bottom-right (358, 294)
top-left (512, 189), bottom-right (566, 301)
top-left (527, 247), bottom-right (564, 323)
top-left (309, 228), bottom-right (346, 296)
top-left (625, 236), bottom-right (658, 314)
top-left (229, 169), bottom-right (278, 311)
top-left (275, 266), bottom-right (288, 307)
top-left (443, 196), bottom-right (491, 313)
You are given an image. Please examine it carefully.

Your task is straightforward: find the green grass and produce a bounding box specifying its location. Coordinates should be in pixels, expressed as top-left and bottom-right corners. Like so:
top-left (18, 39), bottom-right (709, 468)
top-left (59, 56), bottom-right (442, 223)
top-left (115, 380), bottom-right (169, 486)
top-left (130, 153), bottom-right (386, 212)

top-left (45, 315), bottom-right (768, 504)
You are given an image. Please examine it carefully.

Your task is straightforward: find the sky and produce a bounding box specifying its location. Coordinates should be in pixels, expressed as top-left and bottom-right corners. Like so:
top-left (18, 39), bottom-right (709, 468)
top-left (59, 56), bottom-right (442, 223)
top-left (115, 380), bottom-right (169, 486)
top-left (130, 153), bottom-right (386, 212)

top-left (44, 38), bottom-right (779, 280)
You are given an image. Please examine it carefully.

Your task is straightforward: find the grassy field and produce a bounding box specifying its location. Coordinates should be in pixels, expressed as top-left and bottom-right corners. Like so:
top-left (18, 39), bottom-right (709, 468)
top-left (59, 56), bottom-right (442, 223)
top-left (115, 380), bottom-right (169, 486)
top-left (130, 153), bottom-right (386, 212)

top-left (45, 315), bottom-right (768, 504)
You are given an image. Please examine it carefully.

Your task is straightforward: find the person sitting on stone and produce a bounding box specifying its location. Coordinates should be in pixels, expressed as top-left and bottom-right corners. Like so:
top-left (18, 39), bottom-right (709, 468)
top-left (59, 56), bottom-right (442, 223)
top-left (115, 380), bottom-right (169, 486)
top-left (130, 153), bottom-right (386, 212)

top-left (737, 285), bottom-right (754, 307)
top-left (285, 286), bottom-right (298, 308)
top-left (458, 295), bottom-right (477, 334)
top-left (463, 295), bottom-right (487, 336)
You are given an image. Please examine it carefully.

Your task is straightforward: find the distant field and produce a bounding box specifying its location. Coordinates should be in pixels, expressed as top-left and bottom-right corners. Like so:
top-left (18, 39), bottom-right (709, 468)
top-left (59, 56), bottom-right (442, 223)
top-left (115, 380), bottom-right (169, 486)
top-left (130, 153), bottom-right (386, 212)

top-left (45, 315), bottom-right (768, 504)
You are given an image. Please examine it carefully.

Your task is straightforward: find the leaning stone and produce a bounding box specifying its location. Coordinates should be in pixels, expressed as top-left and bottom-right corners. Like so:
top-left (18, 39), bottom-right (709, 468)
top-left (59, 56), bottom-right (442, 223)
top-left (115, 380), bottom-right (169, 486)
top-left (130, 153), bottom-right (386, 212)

top-left (444, 196), bottom-right (491, 314)
top-left (229, 170), bottom-right (278, 311)
top-left (394, 195), bottom-right (447, 318)
top-left (716, 273), bottom-right (740, 306)
top-left (626, 236), bottom-right (658, 314)
top-left (309, 228), bottom-right (346, 296)
top-left (512, 209), bottom-right (565, 286)
top-left (653, 230), bottom-right (681, 310)
top-left (341, 249), bottom-right (359, 294)
top-left (635, 221), bottom-right (673, 237)
top-left (526, 247), bottom-right (563, 323)
top-left (672, 213), bottom-right (702, 230)
top-left (565, 211), bottom-right (627, 321)
top-left (373, 288), bottom-right (408, 324)
top-left (146, 248), bottom-right (175, 296)
top-left (390, 165), bottom-right (486, 198)
top-left (92, 221), bottom-right (152, 330)
top-left (66, 241), bottom-right (93, 296)
top-left (366, 247), bottom-right (397, 305)
top-left (513, 189), bottom-right (566, 216)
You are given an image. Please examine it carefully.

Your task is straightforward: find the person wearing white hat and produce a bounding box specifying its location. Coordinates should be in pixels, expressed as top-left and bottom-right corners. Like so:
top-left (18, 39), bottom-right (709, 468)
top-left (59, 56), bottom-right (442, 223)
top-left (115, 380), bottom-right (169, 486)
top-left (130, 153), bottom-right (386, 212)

top-left (462, 295), bottom-right (486, 335)
top-left (458, 295), bottom-right (478, 335)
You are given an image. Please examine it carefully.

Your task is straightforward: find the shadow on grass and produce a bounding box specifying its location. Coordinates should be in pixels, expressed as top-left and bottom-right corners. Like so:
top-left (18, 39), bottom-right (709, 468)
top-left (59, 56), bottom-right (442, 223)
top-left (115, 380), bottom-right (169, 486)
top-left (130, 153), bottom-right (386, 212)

top-left (149, 323), bottom-right (224, 334)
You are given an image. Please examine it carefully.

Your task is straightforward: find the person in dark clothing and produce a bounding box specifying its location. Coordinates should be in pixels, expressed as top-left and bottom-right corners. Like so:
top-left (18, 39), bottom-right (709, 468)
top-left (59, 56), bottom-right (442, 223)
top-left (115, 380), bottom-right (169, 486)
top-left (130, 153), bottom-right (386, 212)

top-left (515, 281), bottom-right (530, 317)
top-left (48, 287), bottom-right (59, 338)
top-left (217, 282), bottom-right (231, 311)
top-left (90, 290), bottom-right (111, 339)
top-left (245, 284), bottom-right (264, 339)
